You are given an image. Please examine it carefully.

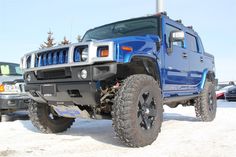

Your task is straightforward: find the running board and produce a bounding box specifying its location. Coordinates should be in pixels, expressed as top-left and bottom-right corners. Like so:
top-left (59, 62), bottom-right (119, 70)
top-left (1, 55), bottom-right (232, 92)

top-left (163, 94), bottom-right (199, 104)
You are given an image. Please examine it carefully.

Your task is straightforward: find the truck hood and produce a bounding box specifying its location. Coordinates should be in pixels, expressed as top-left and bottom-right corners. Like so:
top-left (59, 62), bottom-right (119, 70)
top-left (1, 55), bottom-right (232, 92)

top-left (0, 76), bottom-right (23, 84)
top-left (96, 34), bottom-right (160, 44)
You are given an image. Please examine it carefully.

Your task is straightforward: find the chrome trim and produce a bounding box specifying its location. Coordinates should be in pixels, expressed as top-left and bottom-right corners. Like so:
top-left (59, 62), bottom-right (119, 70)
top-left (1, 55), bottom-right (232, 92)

top-left (22, 56), bottom-right (27, 69)
top-left (0, 94), bottom-right (29, 100)
top-left (22, 41), bottom-right (115, 72)
top-left (31, 53), bottom-right (36, 68)
top-left (90, 41), bottom-right (115, 62)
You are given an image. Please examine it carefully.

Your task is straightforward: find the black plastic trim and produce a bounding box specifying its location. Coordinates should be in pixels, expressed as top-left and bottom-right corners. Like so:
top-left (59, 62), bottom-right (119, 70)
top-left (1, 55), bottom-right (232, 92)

top-left (164, 94), bottom-right (198, 104)
top-left (25, 82), bottom-right (98, 106)
top-left (24, 63), bottom-right (118, 84)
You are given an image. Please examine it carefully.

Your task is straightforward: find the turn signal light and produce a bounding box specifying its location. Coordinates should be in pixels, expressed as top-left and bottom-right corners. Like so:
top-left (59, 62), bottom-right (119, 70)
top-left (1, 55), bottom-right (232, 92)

top-left (98, 46), bottom-right (109, 57)
top-left (121, 46), bottom-right (133, 52)
top-left (0, 84), bottom-right (5, 92)
top-left (100, 49), bottom-right (109, 57)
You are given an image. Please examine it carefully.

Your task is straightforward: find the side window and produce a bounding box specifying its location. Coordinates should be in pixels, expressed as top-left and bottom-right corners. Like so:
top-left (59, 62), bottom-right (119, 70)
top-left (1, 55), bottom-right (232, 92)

top-left (186, 33), bottom-right (198, 52)
top-left (232, 89), bottom-right (236, 94)
top-left (229, 89), bottom-right (236, 94)
top-left (197, 37), bottom-right (205, 53)
top-left (165, 24), bottom-right (183, 48)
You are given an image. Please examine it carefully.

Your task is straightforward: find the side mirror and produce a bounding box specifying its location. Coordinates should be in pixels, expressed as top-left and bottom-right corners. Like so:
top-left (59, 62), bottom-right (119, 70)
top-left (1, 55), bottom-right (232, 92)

top-left (167, 31), bottom-right (185, 54)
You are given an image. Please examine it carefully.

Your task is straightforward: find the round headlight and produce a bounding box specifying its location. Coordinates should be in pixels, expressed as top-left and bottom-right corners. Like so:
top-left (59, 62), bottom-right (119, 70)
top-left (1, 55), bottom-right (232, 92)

top-left (80, 69), bottom-right (88, 79)
top-left (81, 48), bottom-right (88, 61)
top-left (26, 74), bottom-right (31, 82)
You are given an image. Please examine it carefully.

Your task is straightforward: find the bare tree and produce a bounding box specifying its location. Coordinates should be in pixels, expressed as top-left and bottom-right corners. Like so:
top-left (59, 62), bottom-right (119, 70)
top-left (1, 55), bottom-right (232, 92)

top-left (40, 31), bottom-right (56, 49)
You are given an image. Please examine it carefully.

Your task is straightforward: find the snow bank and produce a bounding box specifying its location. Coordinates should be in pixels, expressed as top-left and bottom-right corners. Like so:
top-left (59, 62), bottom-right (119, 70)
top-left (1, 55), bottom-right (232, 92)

top-left (0, 101), bottom-right (236, 157)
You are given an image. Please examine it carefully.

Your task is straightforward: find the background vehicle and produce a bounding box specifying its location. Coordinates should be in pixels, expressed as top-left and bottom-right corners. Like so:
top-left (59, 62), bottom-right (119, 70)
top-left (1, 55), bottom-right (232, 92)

top-left (216, 85), bottom-right (235, 99)
top-left (21, 13), bottom-right (216, 147)
top-left (0, 62), bottom-right (29, 121)
top-left (216, 84), bottom-right (228, 91)
top-left (224, 86), bottom-right (236, 101)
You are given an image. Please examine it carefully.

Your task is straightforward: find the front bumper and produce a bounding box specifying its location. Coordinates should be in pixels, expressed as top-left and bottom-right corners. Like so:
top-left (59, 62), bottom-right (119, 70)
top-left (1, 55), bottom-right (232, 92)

top-left (0, 94), bottom-right (29, 110)
top-left (26, 82), bottom-right (98, 106)
top-left (24, 63), bottom-right (117, 84)
top-left (25, 63), bottom-right (118, 106)
top-left (225, 95), bottom-right (236, 101)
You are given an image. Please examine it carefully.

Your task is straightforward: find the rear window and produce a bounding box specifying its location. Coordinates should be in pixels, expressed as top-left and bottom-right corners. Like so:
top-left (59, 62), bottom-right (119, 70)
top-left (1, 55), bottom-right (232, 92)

top-left (0, 62), bottom-right (22, 76)
top-left (228, 88), bottom-right (236, 94)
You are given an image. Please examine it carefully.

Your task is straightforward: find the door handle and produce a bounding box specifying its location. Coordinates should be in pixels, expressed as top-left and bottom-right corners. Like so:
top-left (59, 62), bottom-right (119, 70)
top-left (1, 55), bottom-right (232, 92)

top-left (182, 52), bottom-right (188, 58)
top-left (200, 57), bottom-right (204, 63)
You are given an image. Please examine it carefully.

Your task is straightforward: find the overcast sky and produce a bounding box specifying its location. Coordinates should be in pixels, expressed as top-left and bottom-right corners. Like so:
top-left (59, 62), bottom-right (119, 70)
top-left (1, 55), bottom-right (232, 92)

top-left (0, 0), bottom-right (235, 81)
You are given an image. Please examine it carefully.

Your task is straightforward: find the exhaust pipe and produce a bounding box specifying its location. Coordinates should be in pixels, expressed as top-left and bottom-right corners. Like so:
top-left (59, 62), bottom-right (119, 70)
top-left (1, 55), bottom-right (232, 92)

top-left (156, 0), bottom-right (164, 13)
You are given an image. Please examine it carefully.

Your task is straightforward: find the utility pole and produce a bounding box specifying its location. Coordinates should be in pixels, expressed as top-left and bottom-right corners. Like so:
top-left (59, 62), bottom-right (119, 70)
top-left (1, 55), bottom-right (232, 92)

top-left (156, 0), bottom-right (164, 13)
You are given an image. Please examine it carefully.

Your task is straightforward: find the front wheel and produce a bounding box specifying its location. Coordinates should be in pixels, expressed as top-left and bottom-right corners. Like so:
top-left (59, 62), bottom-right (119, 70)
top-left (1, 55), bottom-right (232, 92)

top-left (195, 81), bottom-right (217, 121)
top-left (112, 75), bottom-right (163, 147)
top-left (28, 100), bottom-right (75, 133)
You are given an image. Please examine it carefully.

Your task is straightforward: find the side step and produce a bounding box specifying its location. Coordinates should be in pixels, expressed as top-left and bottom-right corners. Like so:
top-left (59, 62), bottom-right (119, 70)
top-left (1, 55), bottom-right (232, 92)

top-left (163, 94), bottom-right (199, 104)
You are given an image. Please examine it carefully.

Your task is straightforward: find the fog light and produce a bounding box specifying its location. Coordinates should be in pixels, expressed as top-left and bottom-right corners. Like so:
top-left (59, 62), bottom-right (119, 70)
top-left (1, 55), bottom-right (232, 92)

top-left (80, 69), bottom-right (88, 79)
top-left (26, 74), bottom-right (31, 82)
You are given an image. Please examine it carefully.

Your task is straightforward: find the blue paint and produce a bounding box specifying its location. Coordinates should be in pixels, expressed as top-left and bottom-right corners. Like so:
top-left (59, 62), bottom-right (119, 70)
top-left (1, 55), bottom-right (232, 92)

top-left (47, 52), bottom-right (53, 65)
top-left (39, 55), bottom-right (43, 67)
top-left (96, 81), bottom-right (101, 90)
top-left (74, 48), bottom-right (81, 62)
top-left (99, 15), bottom-right (215, 98)
top-left (30, 14), bottom-right (215, 99)
top-left (65, 51), bottom-right (68, 63)
top-left (53, 51), bottom-right (58, 65)
top-left (43, 54), bottom-right (47, 66)
top-left (59, 50), bottom-right (65, 64)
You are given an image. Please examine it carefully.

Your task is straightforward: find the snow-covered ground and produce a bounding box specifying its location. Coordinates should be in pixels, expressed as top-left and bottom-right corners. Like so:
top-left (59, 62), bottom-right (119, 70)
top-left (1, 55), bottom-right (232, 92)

top-left (0, 100), bottom-right (236, 157)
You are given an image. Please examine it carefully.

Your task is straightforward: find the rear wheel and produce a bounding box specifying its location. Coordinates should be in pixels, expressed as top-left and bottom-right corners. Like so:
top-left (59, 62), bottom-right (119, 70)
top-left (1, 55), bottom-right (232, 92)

top-left (112, 75), bottom-right (163, 147)
top-left (195, 81), bottom-right (217, 121)
top-left (28, 100), bottom-right (75, 133)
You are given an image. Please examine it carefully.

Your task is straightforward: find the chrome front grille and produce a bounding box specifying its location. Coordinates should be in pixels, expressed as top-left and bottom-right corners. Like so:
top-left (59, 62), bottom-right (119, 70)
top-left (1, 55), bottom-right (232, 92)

top-left (35, 48), bottom-right (69, 67)
top-left (22, 41), bottom-right (115, 71)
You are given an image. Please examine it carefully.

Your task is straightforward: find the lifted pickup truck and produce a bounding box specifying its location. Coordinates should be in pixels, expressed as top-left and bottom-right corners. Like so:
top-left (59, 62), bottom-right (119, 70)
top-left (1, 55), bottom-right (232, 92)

top-left (21, 13), bottom-right (216, 147)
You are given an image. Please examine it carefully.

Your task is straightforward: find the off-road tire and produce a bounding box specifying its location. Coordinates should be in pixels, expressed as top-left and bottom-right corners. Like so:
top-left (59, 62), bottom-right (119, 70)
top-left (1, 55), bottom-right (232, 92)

top-left (28, 100), bottom-right (75, 133)
top-left (195, 81), bottom-right (217, 121)
top-left (112, 74), bottom-right (163, 147)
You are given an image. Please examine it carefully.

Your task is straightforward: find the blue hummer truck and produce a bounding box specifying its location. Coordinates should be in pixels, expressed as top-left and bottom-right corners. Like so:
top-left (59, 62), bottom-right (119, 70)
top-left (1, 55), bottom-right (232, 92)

top-left (21, 13), bottom-right (216, 147)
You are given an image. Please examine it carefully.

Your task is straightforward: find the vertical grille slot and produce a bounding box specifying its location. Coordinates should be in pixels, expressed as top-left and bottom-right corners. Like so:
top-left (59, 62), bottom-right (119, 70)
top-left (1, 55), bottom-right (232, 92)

top-left (26, 56), bottom-right (31, 68)
top-left (35, 48), bottom-right (69, 67)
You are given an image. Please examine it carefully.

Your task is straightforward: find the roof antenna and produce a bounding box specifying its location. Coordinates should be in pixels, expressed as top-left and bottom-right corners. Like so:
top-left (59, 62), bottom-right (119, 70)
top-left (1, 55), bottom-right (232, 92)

top-left (156, 0), bottom-right (164, 13)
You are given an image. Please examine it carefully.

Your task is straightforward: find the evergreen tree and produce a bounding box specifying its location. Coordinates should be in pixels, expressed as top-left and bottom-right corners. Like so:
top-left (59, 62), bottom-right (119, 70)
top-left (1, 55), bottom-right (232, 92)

top-left (40, 31), bottom-right (56, 49)
top-left (60, 36), bottom-right (71, 45)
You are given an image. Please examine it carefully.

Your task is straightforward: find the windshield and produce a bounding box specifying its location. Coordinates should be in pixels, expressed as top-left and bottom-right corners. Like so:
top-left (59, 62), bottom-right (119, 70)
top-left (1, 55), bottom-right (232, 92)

top-left (0, 62), bottom-right (22, 76)
top-left (82, 17), bottom-right (159, 42)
